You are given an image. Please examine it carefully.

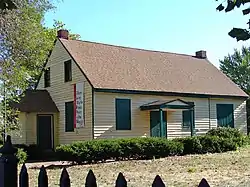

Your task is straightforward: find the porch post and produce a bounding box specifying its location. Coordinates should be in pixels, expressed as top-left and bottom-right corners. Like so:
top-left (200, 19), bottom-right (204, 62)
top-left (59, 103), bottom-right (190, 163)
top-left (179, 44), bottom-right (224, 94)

top-left (190, 107), bottom-right (195, 136)
top-left (159, 109), bottom-right (164, 138)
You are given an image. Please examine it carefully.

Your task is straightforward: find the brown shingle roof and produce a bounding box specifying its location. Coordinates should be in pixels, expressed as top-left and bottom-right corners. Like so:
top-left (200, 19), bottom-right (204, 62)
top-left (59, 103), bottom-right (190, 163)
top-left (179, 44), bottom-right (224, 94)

top-left (12, 90), bottom-right (58, 113)
top-left (60, 38), bottom-right (248, 98)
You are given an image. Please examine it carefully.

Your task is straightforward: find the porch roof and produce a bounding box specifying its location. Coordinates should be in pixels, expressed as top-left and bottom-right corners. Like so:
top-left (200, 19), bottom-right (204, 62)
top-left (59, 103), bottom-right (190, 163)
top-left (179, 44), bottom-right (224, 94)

top-left (140, 99), bottom-right (194, 111)
top-left (11, 90), bottom-right (59, 113)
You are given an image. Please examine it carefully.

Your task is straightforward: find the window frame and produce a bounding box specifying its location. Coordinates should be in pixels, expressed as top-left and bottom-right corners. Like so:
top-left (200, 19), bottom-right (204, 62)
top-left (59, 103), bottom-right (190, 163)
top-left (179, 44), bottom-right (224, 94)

top-left (182, 109), bottom-right (193, 129)
top-left (64, 60), bottom-right (72, 82)
top-left (44, 67), bottom-right (50, 88)
top-left (65, 101), bottom-right (74, 132)
top-left (115, 98), bottom-right (132, 130)
top-left (182, 102), bottom-right (194, 129)
top-left (216, 104), bottom-right (234, 128)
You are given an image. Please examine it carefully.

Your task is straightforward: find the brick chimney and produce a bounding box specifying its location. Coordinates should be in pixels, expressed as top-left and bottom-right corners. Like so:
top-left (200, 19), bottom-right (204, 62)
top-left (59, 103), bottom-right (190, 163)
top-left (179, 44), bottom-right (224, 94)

top-left (57, 29), bottom-right (69, 40)
top-left (195, 50), bottom-right (207, 59)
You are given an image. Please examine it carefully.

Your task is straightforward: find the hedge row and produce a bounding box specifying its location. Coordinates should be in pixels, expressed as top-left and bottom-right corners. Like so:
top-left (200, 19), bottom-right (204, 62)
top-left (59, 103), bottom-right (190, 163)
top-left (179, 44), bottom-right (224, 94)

top-left (56, 138), bottom-right (184, 164)
top-left (55, 128), bottom-right (247, 164)
top-left (3, 127), bottom-right (247, 164)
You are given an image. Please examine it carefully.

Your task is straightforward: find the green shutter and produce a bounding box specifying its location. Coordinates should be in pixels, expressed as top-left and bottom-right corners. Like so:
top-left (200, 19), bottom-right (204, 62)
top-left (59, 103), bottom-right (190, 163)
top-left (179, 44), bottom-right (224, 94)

top-left (115, 98), bottom-right (131, 130)
top-left (65, 101), bottom-right (74, 132)
top-left (182, 110), bottom-right (193, 128)
top-left (216, 104), bottom-right (234, 128)
top-left (64, 60), bottom-right (72, 82)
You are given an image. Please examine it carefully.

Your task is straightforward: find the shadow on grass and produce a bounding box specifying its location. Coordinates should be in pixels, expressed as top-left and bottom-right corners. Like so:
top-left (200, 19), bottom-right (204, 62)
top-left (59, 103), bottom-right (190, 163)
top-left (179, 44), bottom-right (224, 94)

top-left (28, 162), bottom-right (75, 170)
top-left (27, 157), bottom-right (150, 170)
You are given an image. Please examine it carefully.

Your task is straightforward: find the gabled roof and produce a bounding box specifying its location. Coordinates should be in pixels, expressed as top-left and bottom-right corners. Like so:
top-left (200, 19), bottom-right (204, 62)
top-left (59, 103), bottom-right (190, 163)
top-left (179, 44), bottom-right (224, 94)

top-left (59, 38), bottom-right (248, 98)
top-left (11, 90), bottom-right (58, 113)
top-left (140, 99), bottom-right (194, 111)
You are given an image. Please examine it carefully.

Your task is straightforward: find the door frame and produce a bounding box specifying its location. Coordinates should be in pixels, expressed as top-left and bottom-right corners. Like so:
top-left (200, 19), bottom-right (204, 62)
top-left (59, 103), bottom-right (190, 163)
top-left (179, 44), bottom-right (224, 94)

top-left (150, 110), bottom-right (167, 138)
top-left (36, 114), bottom-right (54, 150)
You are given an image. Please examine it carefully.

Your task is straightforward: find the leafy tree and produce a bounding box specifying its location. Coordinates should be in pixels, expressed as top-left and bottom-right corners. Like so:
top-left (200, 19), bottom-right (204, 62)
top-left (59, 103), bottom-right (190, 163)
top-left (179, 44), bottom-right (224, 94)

top-left (220, 46), bottom-right (250, 94)
top-left (0, 0), bottom-right (80, 137)
top-left (216, 0), bottom-right (250, 41)
top-left (220, 46), bottom-right (250, 134)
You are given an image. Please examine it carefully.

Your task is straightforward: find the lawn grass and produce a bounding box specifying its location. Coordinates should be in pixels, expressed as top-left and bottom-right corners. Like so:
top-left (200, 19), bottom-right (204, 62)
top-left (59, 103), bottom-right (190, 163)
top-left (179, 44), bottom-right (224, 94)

top-left (24, 147), bottom-right (250, 187)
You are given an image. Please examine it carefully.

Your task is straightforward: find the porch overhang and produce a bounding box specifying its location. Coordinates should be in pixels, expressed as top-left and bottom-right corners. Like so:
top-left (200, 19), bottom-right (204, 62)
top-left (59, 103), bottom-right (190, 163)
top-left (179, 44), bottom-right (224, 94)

top-left (10, 90), bottom-right (59, 113)
top-left (140, 99), bottom-right (194, 111)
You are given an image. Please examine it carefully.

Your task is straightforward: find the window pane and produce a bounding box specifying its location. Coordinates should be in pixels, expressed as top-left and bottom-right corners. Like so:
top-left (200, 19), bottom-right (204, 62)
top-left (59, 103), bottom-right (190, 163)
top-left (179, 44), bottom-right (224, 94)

top-left (64, 60), bottom-right (72, 82)
top-left (182, 110), bottom-right (192, 128)
top-left (44, 68), bottom-right (50, 87)
top-left (115, 98), bottom-right (131, 130)
top-left (216, 104), bottom-right (234, 128)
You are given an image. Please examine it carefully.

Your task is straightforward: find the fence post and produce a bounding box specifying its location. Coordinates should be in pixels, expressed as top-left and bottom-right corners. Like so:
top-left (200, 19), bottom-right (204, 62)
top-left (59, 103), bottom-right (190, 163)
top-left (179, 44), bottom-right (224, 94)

top-left (0, 135), bottom-right (18, 187)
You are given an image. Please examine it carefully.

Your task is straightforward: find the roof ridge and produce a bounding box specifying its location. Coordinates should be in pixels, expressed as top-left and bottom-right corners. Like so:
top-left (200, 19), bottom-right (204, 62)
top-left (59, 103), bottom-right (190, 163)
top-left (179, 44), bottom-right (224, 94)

top-left (58, 38), bottom-right (248, 98)
top-left (60, 38), bottom-right (198, 58)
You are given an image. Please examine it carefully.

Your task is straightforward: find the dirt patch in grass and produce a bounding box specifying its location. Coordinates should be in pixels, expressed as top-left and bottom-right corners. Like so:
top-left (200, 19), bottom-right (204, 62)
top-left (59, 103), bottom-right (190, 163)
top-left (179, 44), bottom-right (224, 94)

top-left (23, 147), bottom-right (250, 187)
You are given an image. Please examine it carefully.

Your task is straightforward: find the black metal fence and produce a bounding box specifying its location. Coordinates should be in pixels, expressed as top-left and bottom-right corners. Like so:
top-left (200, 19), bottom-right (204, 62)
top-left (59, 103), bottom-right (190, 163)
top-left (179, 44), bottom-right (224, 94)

top-left (0, 135), bottom-right (211, 187)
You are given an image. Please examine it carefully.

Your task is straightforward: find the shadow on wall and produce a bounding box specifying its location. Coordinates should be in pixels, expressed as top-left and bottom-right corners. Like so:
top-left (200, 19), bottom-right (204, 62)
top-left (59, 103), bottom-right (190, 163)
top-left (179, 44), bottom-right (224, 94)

top-left (93, 124), bottom-right (149, 140)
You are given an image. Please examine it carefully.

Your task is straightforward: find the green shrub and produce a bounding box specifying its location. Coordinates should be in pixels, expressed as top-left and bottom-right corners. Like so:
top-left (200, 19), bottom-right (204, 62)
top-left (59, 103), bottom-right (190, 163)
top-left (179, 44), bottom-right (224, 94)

top-left (206, 127), bottom-right (243, 139)
top-left (16, 148), bottom-right (27, 164)
top-left (56, 144), bottom-right (77, 162)
top-left (174, 137), bottom-right (203, 155)
top-left (56, 133), bottom-right (244, 164)
top-left (198, 135), bottom-right (237, 153)
top-left (206, 127), bottom-right (248, 148)
top-left (243, 134), bottom-right (250, 145)
top-left (0, 144), bottom-right (27, 164)
top-left (56, 137), bottom-right (184, 164)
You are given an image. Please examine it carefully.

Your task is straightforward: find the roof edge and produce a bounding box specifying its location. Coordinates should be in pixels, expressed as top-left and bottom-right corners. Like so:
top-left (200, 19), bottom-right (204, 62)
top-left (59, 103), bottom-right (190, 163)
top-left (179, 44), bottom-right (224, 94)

top-left (34, 38), bottom-right (58, 90)
top-left (94, 88), bottom-right (249, 100)
top-left (10, 89), bottom-right (59, 113)
top-left (61, 38), bottom-right (197, 58)
top-left (58, 39), bottom-right (94, 89)
top-left (204, 58), bottom-right (249, 97)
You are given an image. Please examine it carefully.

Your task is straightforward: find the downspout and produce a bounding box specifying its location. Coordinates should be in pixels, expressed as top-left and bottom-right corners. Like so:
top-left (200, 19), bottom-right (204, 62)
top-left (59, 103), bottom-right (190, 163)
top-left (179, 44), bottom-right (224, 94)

top-left (208, 97), bottom-right (211, 129)
top-left (92, 89), bottom-right (95, 140)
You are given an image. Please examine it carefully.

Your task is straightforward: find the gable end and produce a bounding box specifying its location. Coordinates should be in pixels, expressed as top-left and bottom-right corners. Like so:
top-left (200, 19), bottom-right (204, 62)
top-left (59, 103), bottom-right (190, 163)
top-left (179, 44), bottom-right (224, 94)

top-left (58, 39), bottom-right (94, 89)
top-left (35, 39), bottom-right (94, 90)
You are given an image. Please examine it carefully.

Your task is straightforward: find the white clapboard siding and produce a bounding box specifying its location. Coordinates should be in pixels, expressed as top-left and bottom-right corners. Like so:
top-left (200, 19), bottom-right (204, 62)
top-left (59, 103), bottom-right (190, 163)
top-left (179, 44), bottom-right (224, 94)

top-left (36, 40), bottom-right (93, 145)
top-left (93, 92), bottom-right (247, 139)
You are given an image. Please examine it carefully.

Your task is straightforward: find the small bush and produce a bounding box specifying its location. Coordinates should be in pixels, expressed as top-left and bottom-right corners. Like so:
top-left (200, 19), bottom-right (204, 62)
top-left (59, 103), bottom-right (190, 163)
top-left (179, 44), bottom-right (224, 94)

top-left (206, 127), bottom-right (243, 139)
top-left (198, 135), bottom-right (237, 153)
top-left (206, 127), bottom-right (247, 148)
top-left (174, 137), bottom-right (203, 155)
top-left (0, 144), bottom-right (27, 164)
top-left (14, 144), bottom-right (48, 160)
top-left (16, 148), bottom-right (27, 164)
top-left (243, 134), bottom-right (250, 145)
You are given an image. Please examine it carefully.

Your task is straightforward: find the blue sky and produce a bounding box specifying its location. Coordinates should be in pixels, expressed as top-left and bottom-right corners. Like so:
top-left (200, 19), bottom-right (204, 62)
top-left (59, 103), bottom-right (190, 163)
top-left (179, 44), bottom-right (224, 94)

top-left (44, 0), bottom-right (250, 68)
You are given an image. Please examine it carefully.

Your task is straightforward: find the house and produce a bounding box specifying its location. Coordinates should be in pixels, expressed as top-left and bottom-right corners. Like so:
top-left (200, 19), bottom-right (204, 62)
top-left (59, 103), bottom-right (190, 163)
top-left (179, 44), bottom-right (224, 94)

top-left (11, 29), bottom-right (249, 150)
